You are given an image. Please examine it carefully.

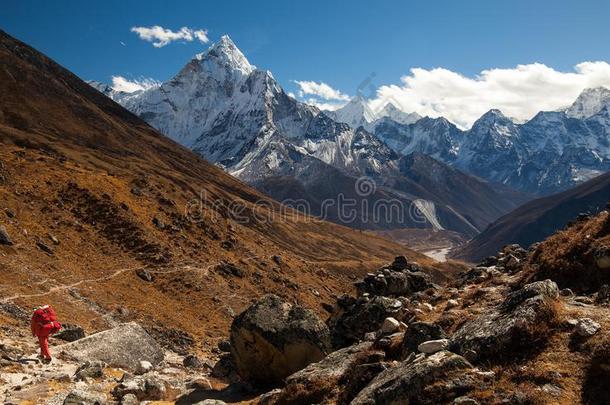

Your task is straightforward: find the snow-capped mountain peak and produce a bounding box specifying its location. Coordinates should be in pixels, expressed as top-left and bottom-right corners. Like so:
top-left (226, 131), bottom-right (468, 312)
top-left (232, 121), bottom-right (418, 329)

top-left (565, 86), bottom-right (610, 119)
top-left (378, 102), bottom-right (421, 125)
top-left (326, 95), bottom-right (376, 129)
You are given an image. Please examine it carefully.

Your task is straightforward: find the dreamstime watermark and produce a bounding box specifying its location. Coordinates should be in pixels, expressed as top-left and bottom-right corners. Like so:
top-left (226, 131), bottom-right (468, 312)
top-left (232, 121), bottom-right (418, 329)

top-left (185, 176), bottom-right (432, 227)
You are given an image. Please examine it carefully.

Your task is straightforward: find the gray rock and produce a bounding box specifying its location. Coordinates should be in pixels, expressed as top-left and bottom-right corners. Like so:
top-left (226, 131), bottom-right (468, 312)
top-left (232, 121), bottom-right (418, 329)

top-left (273, 342), bottom-right (386, 404)
top-left (120, 393), bottom-right (139, 405)
top-left (112, 374), bottom-right (166, 401)
top-left (351, 351), bottom-right (481, 405)
top-left (328, 295), bottom-right (406, 348)
top-left (596, 284), bottom-right (610, 303)
top-left (450, 280), bottom-right (560, 363)
top-left (355, 265), bottom-right (432, 298)
top-left (0, 225), bottom-right (13, 245)
top-left (418, 339), bottom-right (449, 354)
top-left (60, 322), bottom-right (164, 372)
top-left (453, 397), bottom-right (480, 404)
top-left (36, 240), bottom-right (54, 254)
top-left (193, 400), bottom-right (228, 405)
top-left (55, 323), bottom-right (86, 342)
top-left (381, 317), bottom-right (400, 334)
top-left (136, 269), bottom-right (154, 282)
top-left (446, 299), bottom-right (460, 309)
top-left (135, 360), bottom-right (153, 375)
top-left (74, 360), bottom-right (105, 381)
top-left (230, 294), bottom-right (331, 384)
top-left (575, 318), bottom-right (601, 337)
top-left (63, 389), bottom-right (107, 405)
top-left (402, 322), bottom-right (447, 356)
top-left (183, 354), bottom-right (205, 369)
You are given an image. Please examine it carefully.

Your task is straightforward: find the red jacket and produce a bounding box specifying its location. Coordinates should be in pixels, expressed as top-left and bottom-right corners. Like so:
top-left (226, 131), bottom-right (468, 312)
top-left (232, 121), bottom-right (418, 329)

top-left (31, 305), bottom-right (61, 337)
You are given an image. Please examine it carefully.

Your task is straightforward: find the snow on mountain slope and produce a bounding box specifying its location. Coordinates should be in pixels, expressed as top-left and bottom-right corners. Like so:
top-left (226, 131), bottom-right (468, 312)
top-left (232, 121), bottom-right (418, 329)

top-left (371, 89), bottom-right (610, 195)
top-left (565, 86), bottom-right (610, 119)
top-left (376, 102), bottom-right (421, 125)
top-left (371, 116), bottom-right (463, 163)
top-left (324, 95), bottom-right (376, 129)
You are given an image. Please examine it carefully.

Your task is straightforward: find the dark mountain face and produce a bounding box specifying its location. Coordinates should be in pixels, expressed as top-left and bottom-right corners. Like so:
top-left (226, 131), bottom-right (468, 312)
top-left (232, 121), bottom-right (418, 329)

top-left (453, 171), bottom-right (610, 262)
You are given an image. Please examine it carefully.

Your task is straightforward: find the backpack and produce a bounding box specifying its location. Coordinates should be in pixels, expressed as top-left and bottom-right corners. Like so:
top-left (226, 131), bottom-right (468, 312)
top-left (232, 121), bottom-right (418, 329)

top-left (32, 305), bottom-right (57, 324)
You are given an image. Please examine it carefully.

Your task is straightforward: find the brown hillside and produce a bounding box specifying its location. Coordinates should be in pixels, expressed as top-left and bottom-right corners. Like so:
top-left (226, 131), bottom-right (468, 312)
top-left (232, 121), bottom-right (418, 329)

top-left (0, 29), bottom-right (441, 351)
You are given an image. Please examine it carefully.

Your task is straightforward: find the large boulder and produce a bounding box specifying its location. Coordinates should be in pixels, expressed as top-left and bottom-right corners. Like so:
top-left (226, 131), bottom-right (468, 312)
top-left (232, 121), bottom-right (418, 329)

top-left (351, 351), bottom-right (484, 405)
top-left (230, 294), bottom-right (332, 385)
top-left (59, 322), bottom-right (164, 372)
top-left (272, 342), bottom-right (386, 404)
top-left (450, 280), bottom-right (560, 363)
top-left (327, 295), bottom-right (407, 348)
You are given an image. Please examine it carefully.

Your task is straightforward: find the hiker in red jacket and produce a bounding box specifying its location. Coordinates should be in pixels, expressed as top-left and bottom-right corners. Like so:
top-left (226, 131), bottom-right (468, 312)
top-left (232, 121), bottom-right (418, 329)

top-left (31, 305), bottom-right (61, 363)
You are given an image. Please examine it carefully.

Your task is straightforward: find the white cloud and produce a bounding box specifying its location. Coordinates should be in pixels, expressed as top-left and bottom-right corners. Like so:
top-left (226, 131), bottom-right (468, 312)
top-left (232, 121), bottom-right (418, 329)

top-left (369, 61), bottom-right (610, 129)
top-left (293, 80), bottom-right (350, 101)
top-left (111, 76), bottom-right (161, 93)
top-left (130, 25), bottom-right (209, 48)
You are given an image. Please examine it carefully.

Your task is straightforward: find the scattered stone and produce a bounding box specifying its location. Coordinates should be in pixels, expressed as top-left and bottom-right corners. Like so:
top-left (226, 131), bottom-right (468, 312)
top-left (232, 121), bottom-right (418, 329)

top-left (183, 354), bottom-right (205, 369)
top-left (454, 396), bottom-right (480, 405)
top-left (446, 299), bottom-right (459, 309)
top-left (328, 295), bottom-right (406, 348)
top-left (193, 400), bottom-right (228, 405)
top-left (574, 296), bottom-right (594, 305)
top-left (596, 285), bottom-right (610, 303)
top-left (135, 360), bottom-right (153, 375)
top-left (120, 393), bottom-right (139, 405)
top-left (152, 217), bottom-right (165, 229)
top-left (381, 317), bottom-right (400, 334)
top-left (59, 322), bottom-right (164, 372)
top-left (0, 225), bottom-right (13, 245)
top-left (63, 388), bottom-right (107, 405)
top-left (36, 240), bottom-right (53, 255)
top-left (560, 288), bottom-right (574, 297)
top-left (355, 264), bottom-right (432, 298)
top-left (74, 360), bottom-right (105, 381)
top-left (272, 255), bottom-right (282, 265)
top-left (112, 374), bottom-right (166, 401)
top-left (575, 318), bottom-right (601, 337)
top-left (402, 322), bottom-right (447, 356)
top-left (418, 339), bottom-right (450, 354)
top-left (542, 383), bottom-right (562, 397)
top-left (55, 323), bottom-right (86, 342)
top-left (49, 234), bottom-right (60, 245)
top-left (230, 294), bottom-right (331, 384)
top-left (216, 262), bottom-right (244, 278)
top-left (5, 209), bottom-right (16, 218)
top-left (136, 269), bottom-right (154, 282)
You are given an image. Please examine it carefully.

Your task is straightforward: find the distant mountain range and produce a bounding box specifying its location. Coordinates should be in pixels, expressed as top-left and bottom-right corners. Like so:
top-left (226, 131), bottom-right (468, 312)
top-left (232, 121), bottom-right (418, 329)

top-left (367, 88), bottom-right (610, 195)
top-left (89, 36), bottom-right (529, 236)
top-left (90, 35), bottom-right (610, 238)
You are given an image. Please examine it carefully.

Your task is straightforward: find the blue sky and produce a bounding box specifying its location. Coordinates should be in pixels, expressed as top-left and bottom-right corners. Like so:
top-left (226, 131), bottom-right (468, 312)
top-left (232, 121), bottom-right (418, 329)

top-left (3, 0), bottom-right (610, 127)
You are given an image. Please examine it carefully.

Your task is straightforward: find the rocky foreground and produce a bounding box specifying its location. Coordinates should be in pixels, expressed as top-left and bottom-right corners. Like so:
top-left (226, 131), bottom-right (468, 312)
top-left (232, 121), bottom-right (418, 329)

top-left (2, 212), bottom-right (610, 404)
